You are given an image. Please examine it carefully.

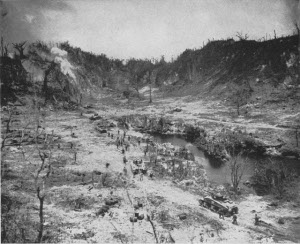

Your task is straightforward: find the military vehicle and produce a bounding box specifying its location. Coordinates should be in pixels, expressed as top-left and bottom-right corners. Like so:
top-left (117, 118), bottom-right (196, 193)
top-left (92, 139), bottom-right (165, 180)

top-left (198, 196), bottom-right (238, 217)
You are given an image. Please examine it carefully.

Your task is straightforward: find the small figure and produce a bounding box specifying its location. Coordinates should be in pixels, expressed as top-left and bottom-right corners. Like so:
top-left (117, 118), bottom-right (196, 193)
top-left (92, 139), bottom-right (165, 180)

top-left (199, 233), bottom-right (204, 243)
top-left (128, 135), bottom-right (131, 141)
top-left (122, 148), bottom-right (125, 154)
top-left (232, 214), bottom-right (238, 225)
top-left (138, 139), bottom-right (141, 146)
top-left (111, 134), bottom-right (114, 139)
top-left (75, 193), bottom-right (84, 210)
top-left (254, 214), bottom-right (260, 226)
top-left (123, 156), bottom-right (127, 164)
top-left (148, 170), bottom-right (154, 179)
top-left (139, 170), bottom-right (143, 181)
top-left (218, 209), bottom-right (225, 220)
top-left (118, 130), bottom-right (120, 135)
top-left (123, 166), bottom-right (127, 176)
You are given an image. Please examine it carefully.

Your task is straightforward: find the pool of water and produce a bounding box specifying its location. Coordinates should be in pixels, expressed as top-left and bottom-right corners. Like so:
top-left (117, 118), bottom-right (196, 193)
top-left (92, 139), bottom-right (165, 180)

top-left (151, 134), bottom-right (300, 186)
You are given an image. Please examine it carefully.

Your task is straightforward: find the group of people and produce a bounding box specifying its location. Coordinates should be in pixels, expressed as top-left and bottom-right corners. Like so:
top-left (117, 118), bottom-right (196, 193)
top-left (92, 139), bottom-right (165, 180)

top-left (130, 159), bottom-right (146, 181)
top-left (108, 129), bottom-right (132, 152)
top-left (107, 128), bottom-right (155, 181)
top-left (218, 211), bottom-right (262, 226)
top-left (218, 210), bottom-right (238, 225)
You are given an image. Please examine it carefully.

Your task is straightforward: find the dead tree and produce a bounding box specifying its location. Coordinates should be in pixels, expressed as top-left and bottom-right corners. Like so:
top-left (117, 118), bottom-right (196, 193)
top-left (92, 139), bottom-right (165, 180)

top-left (43, 61), bottom-right (57, 104)
top-left (148, 70), bottom-right (157, 104)
top-left (227, 151), bottom-right (247, 193)
top-left (31, 105), bottom-right (54, 242)
top-left (36, 184), bottom-right (45, 243)
top-left (12, 41), bottom-right (27, 59)
top-left (34, 141), bottom-right (53, 242)
top-left (295, 23), bottom-right (300, 37)
top-left (1, 106), bottom-right (16, 151)
top-left (230, 86), bottom-right (252, 116)
top-left (1, 37), bottom-right (9, 57)
top-left (132, 75), bottom-right (140, 95)
top-left (295, 126), bottom-right (299, 147)
top-left (149, 78), bottom-right (152, 103)
top-left (236, 31), bottom-right (249, 41)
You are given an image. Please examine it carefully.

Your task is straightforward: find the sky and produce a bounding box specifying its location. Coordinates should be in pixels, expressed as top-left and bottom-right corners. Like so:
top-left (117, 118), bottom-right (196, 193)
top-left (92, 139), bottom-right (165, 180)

top-left (1, 0), bottom-right (299, 61)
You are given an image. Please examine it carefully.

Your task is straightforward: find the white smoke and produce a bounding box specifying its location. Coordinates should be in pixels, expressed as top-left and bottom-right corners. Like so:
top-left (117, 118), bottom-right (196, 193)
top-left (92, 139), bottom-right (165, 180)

top-left (51, 47), bottom-right (67, 57)
top-left (51, 47), bottom-right (76, 80)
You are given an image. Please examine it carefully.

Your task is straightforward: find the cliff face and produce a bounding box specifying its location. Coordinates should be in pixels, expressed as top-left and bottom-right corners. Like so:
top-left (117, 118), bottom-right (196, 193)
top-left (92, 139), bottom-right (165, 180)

top-left (160, 35), bottom-right (299, 101)
top-left (1, 35), bottom-right (299, 105)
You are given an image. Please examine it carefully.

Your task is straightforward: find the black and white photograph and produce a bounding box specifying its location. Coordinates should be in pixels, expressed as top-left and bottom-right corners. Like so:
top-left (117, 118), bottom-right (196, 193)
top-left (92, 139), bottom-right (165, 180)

top-left (1, 0), bottom-right (300, 243)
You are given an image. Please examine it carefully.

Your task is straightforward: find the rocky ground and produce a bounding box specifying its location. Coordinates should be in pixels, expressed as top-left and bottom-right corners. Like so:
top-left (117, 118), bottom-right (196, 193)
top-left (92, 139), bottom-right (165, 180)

top-left (1, 88), bottom-right (300, 243)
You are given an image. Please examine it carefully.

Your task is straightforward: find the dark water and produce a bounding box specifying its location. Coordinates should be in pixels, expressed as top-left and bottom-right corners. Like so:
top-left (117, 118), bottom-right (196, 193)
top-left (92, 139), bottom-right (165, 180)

top-left (151, 134), bottom-right (300, 185)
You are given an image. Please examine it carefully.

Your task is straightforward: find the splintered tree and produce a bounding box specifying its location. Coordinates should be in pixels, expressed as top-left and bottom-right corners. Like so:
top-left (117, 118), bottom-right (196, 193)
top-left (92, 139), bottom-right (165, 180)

top-left (227, 151), bottom-right (247, 193)
top-left (12, 41), bottom-right (27, 59)
top-left (148, 69), bottom-right (158, 104)
top-left (295, 23), bottom-right (300, 37)
top-left (1, 37), bottom-right (9, 57)
top-left (42, 61), bottom-right (57, 103)
top-left (230, 84), bottom-right (252, 116)
top-left (148, 71), bottom-right (152, 103)
top-left (31, 109), bottom-right (55, 242)
top-left (292, 117), bottom-right (300, 147)
top-left (223, 134), bottom-right (248, 193)
top-left (236, 31), bottom-right (249, 41)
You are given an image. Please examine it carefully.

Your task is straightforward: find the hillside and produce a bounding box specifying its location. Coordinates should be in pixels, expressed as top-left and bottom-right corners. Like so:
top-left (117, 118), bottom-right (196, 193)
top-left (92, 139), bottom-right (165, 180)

top-left (162, 35), bottom-right (300, 101)
top-left (1, 41), bottom-right (128, 106)
top-left (1, 35), bottom-right (299, 107)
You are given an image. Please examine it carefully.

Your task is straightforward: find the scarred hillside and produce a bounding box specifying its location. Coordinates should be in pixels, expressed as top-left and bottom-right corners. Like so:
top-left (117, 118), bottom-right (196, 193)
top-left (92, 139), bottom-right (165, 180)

top-left (163, 35), bottom-right (299, 100)
top-left (1, 41), bottom-right (129, 106)
top-left (1, 35), bottom-right (299, 106)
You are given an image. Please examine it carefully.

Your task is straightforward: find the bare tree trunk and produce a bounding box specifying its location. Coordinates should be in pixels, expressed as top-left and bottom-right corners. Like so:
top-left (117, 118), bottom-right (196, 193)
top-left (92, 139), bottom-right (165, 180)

top-left (1, 37), bottom-right (4, 57)
top-left (149, 79), bottom-right (152, 103)
top-left (36, 187), bottom-right (45, 243)
top-left (296, 128), bottom-right (299, 147)
top-left (148, 218), bottom-right (159, 243)
top-left (43, 62), bottom-right (56, 104)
